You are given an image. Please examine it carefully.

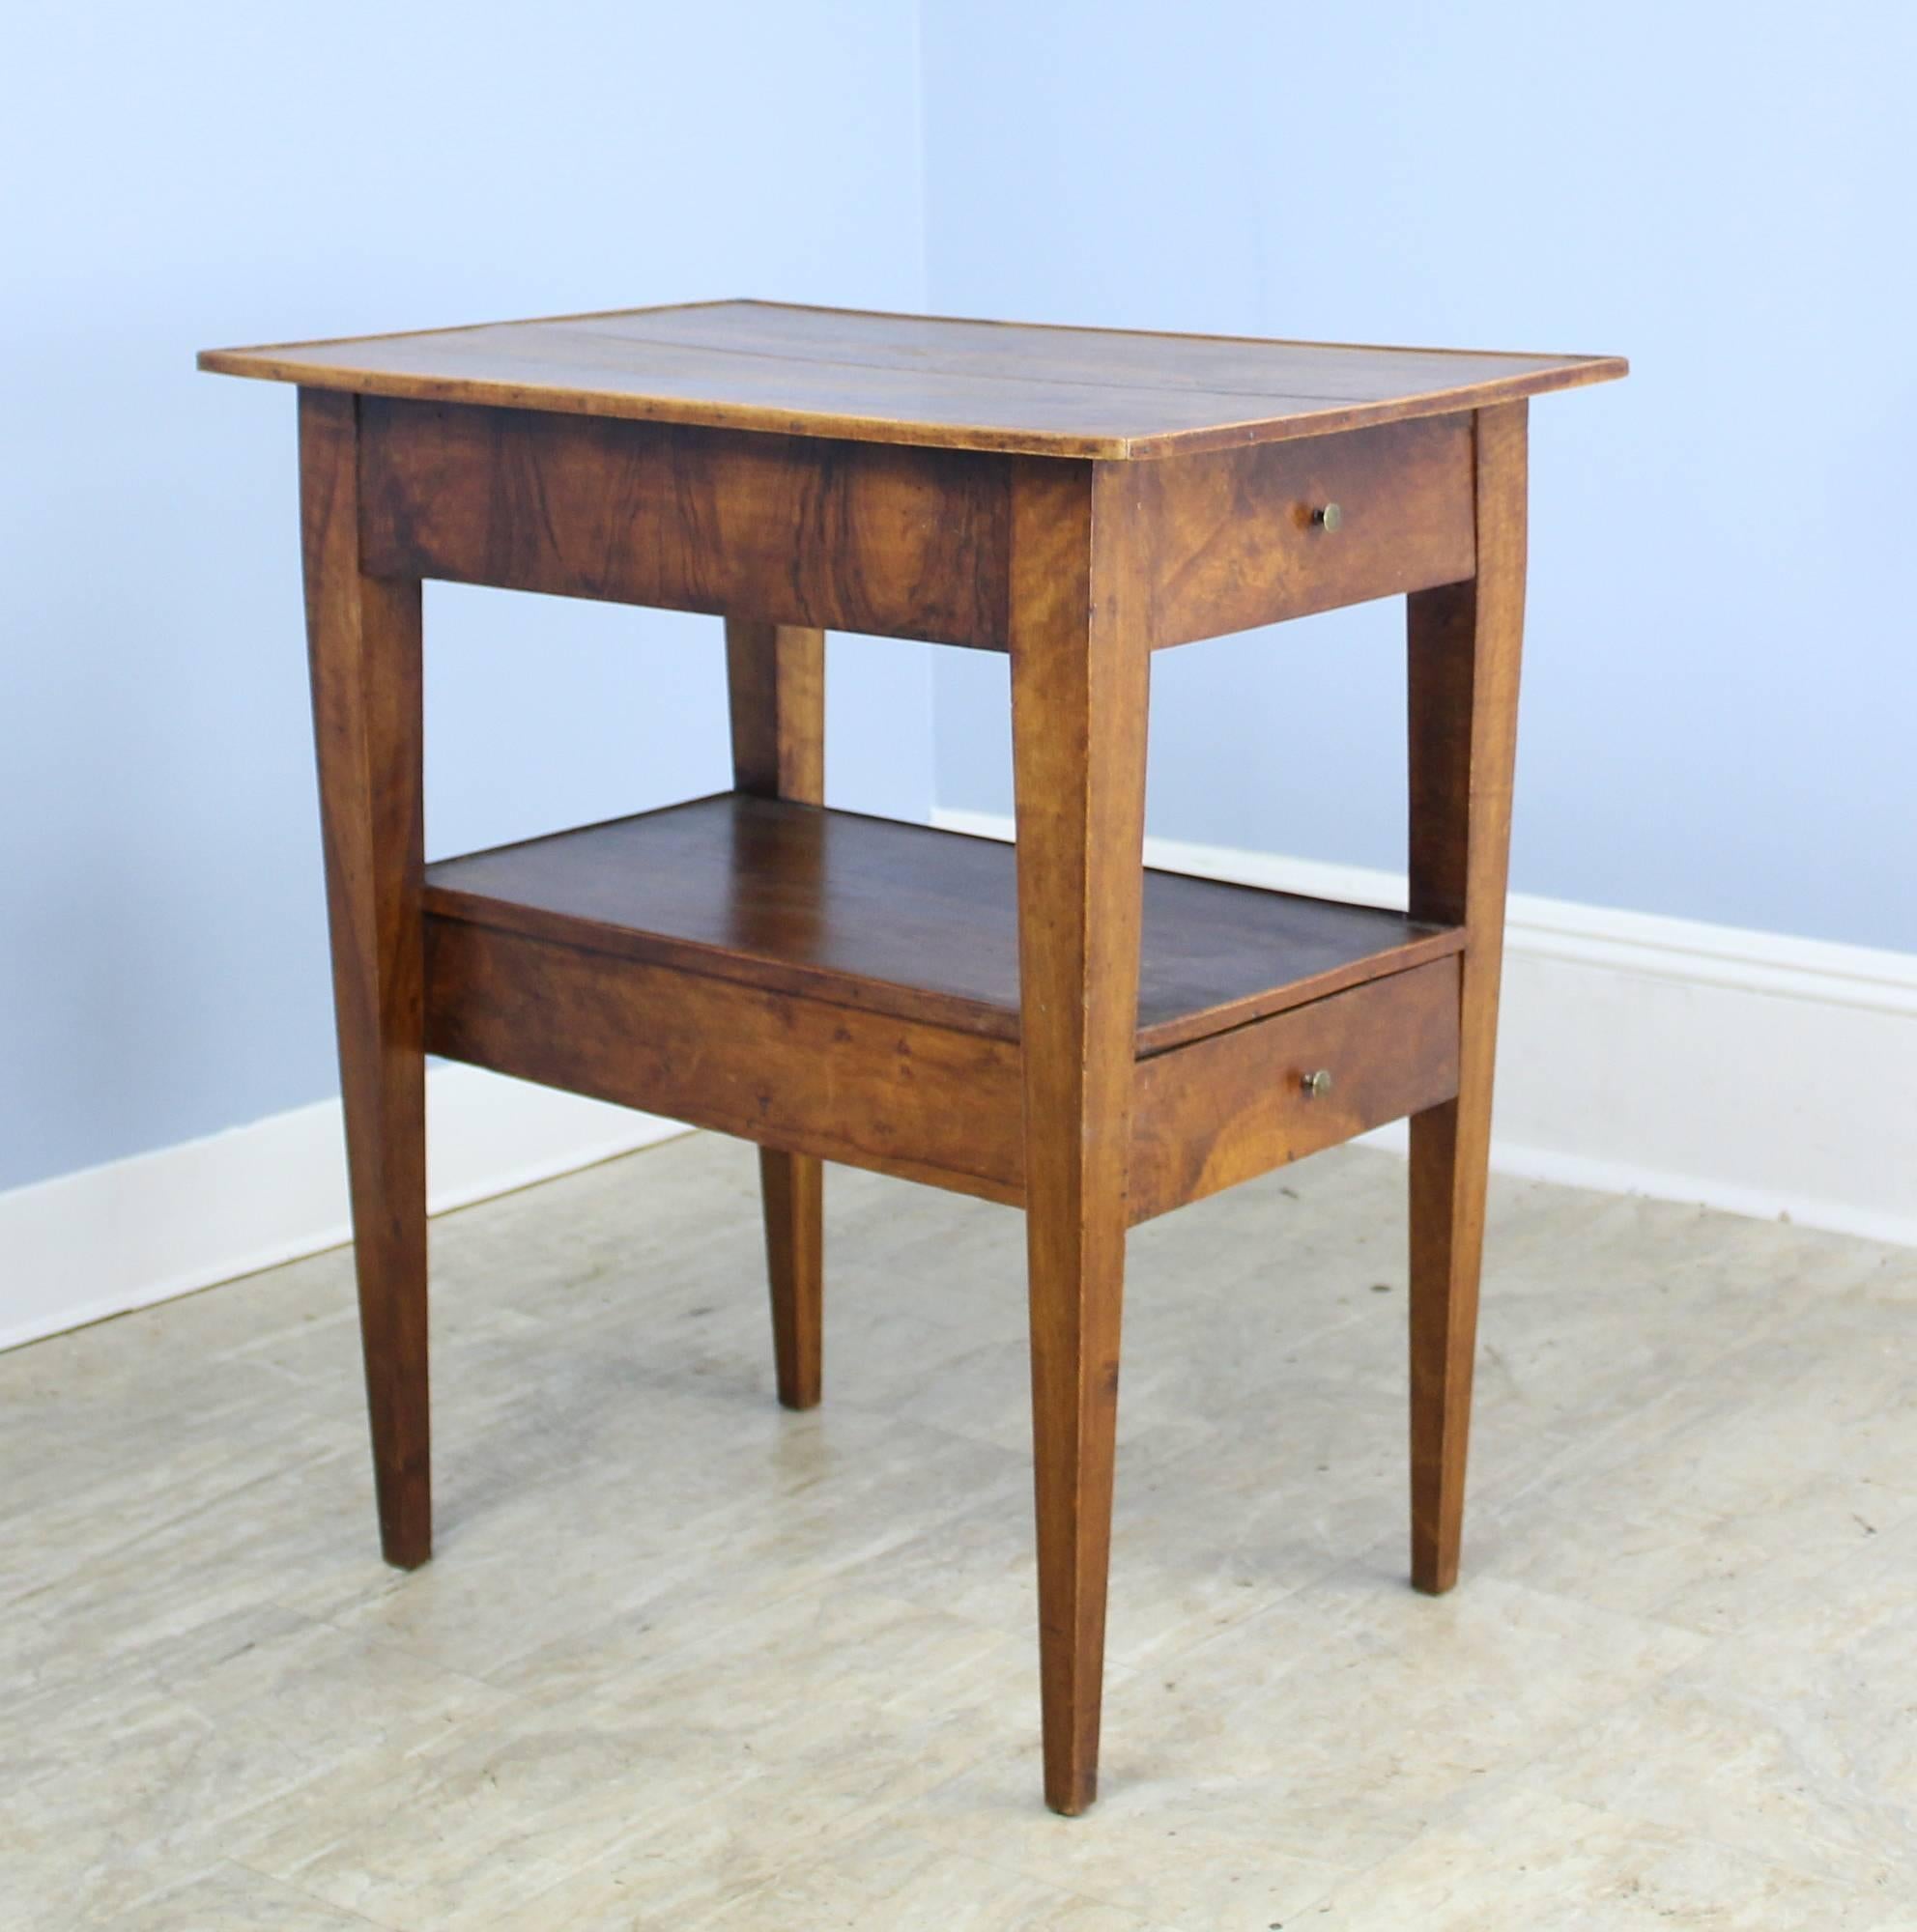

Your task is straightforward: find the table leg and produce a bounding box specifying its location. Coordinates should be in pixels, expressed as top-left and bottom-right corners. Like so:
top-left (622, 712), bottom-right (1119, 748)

top-left (300, 389), bottom-right (430, 1570)
top-left (1406, 400), bottom-right (1529, 1595)
top-left (1009, 461), bottom-right (1150, 1815)
top-left (726, 618), bottom-right (826, 1410)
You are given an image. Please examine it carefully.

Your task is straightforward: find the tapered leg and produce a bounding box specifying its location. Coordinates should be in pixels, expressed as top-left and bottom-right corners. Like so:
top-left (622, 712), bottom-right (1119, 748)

top-left (725, 617), bottom-right (826, 1409)
top-left (1008, 460), bottom-right (1150, 1815)
top-left (754, 1144), bottom-right (822, 1408)
top-left (1406, 401), bottom-right (1529, 1595)
top-left (300, 389), bottom-right (430, 1569)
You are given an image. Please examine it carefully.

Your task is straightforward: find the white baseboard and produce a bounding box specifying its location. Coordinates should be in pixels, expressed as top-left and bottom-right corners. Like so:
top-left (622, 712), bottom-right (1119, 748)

top-left (933, 807), bottom-right (1917, 1249)
top-left (0, 1070), bottom-right (687, 1354)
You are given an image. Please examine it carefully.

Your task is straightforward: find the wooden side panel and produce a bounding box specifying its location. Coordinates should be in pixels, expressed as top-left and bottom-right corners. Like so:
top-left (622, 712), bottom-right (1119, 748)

top-left (358, 399), bottom-right (1010, 647)
top-left (1128, 959), bottom-right (1460, 1225)
top-left (424, 918), bottom-right (1024, 1202)
top-left (1138, 415), bottom-right (1474, 648)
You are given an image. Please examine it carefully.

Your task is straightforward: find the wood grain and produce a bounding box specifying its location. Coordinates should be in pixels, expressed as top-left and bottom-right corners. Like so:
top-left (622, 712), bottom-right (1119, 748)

top-left (1406, 401), bottom-right (1531, 1596)
top-left (425, 919), bottom-right (1026, 1203)
top-left (424, 896), bottom-right (1462, 1233)
top-left (202, 298), bottom-right (1626, 461)
top-left (358, 399), bottom-right (1008, 649)
top-left (1129, 960), bottom-right (1460, 1225)
top-left (726, 618), bottom-right (826, 1411)
top-left (1008, 457), bottom-right (1151, 1814)
top-left (726, 620), bottom-right (824, 803)
top-left (299, 388), bottom-right (430, 1571)
top-left (1138, 415), bottom-right (1474, 648)
top-left (214, 299), bottom-right (1615, 1815)
top-left (422, 794), bottom-right (1461, 1054)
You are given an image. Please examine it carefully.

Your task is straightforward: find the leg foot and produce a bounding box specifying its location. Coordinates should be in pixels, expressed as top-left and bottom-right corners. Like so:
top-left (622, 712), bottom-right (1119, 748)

top-left (1409, 1096), bottom-right (1480, 1595)
top-left (759, 1148), bottom-right (822, 1409)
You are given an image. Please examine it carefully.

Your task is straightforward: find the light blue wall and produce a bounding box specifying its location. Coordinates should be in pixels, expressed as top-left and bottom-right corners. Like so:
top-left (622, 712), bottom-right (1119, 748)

top-left (922, 0), bottom-right (1917, 953)
top-left (9, 4), bottom-right (1912, 1197)
top-left (1, 2), bottom-right (931, 1191)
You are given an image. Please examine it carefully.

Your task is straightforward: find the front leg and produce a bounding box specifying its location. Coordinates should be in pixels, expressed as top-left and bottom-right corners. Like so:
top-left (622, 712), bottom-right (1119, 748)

top-left (1009, 459), bottom-right (1151, 1815)
top-left (300, 388), bottom-right (430, 1569)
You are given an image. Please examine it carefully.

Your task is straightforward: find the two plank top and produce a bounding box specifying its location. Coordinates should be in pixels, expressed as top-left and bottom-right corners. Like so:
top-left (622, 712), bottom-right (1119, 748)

top-left (200, 299), bottom-right (1624, 460)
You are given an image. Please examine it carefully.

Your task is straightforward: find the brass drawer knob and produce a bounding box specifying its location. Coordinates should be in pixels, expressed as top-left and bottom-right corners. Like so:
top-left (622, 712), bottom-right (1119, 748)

top-left (1301, 1067), bottom-right (1333, 1099)
top-left (1311, 502), bottom-right (1343, 532)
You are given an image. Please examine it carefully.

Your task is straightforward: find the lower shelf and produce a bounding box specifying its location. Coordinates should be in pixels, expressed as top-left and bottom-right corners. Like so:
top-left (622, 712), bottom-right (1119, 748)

top-left (422, 795), bottom-right (1462, 1222)
top-left (425, 793), bottom-right (1461, 1054)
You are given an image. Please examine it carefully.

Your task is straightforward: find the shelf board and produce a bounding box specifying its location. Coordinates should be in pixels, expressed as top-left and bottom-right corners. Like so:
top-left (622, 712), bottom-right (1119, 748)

top-left (423, 795), bottom-right (1462, 1056)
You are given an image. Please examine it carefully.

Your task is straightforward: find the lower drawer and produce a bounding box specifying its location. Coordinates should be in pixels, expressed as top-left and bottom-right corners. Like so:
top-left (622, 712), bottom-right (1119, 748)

top-left (1127, 957), bottom-right (1461, 1223)
top-left (429, 905), bottom-right (1460, 1225)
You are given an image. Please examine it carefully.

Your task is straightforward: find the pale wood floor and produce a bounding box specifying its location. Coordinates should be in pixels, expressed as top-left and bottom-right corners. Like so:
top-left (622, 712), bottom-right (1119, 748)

top-left (3, 1133), bottom-right (1913, 1929)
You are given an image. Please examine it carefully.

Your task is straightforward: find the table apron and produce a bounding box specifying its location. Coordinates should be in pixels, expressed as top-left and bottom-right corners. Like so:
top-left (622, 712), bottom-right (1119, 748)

top-left (353, 395), bottom-right (1484, 653)
top-left (357, 396), bottom-right (1014, 649)
top-left (424, 914), bottom-right (1460, 1223)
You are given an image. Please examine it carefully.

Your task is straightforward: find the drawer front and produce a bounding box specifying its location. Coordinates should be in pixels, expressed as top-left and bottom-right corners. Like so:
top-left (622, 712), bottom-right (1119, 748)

top-left (1138, 414), bottom-right (1475, 648)
top-left (1128, 956), bottom-right (1460, 1222)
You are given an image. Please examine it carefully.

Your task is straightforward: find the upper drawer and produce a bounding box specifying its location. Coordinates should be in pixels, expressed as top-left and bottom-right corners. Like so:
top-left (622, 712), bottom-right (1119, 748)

top-left (1136, 413), bottom-right (1475, 648)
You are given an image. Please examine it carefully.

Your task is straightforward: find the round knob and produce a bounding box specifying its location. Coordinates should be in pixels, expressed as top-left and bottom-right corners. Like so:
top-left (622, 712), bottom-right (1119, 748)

top-left (1311, 502), bottom-right (1343, 532)
top-left (1301, 1067), bottom-right (1333, 1099)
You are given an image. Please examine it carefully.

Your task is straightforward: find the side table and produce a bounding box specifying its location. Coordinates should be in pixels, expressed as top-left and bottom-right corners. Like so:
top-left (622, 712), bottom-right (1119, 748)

top-left (201, 301), bottom-right (1624, 1813)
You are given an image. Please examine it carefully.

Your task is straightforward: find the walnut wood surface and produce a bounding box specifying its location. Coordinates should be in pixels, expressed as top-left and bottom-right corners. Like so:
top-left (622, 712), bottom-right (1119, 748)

top-left (1138, 415), bottom-right (1475, 648)
top-left (214, 295), bottom-right (1613, 1817)
top-left (1007, 457), bottom-right (1151, 1814)
top-left (299, 390), bottom-right (431, 1571)
top-left (423, 887), bottom-right (1453, 1230)
top-left (726, 618), bottom-right (826, 1412)
top-left (359, 399), bottom-right (1008, 650)
top-left (726, 620), bottom-right (824, 804)
top-left (1129, 960), bottom-right (1460, 1224)
top-left (426, 919), bottom-right (1025, 1202)
top-left (1406, 401), bottom-right (1530, 1597)
top-left (202, 299), bottom-right (1624, 460)
top-left (359, 398), bottom-right (1474, 653)
top-left (423, 795), bottom-right (1461, 1055)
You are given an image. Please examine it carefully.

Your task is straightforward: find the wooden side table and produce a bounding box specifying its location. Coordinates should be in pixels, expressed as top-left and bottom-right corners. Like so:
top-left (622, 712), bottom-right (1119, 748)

top-left (201, 302), bottom-right (1623, 1813)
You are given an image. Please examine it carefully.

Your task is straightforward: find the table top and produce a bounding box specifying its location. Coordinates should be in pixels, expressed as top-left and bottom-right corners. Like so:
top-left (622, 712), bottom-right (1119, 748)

top-left (200, 299), bottom-right (1624, 460)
